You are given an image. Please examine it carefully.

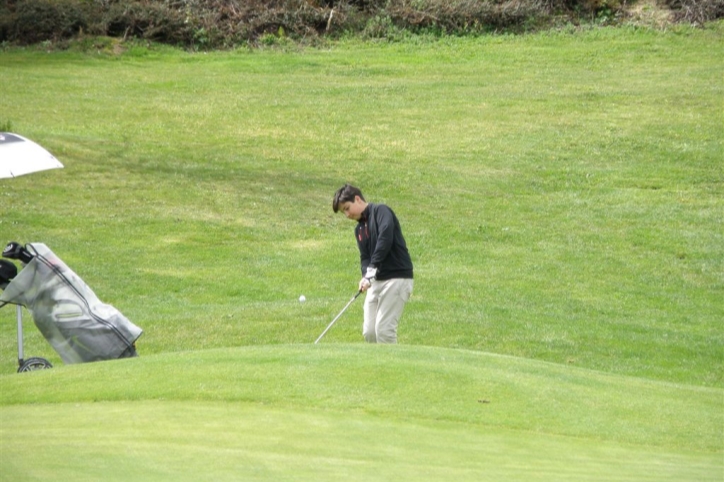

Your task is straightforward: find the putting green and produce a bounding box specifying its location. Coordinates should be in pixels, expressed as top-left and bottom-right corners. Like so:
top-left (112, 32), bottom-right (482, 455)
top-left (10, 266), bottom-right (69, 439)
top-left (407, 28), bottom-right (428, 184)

top-left (1, 345), bottom-right (721, 481)
top-left (1, 401), bottom-right (720, 482)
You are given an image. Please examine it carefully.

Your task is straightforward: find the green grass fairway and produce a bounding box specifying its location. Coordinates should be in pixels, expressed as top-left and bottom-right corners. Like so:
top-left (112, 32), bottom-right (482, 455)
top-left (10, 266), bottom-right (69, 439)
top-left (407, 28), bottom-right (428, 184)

top-left (0, 25), bottom-right (722, 481)
top-left (1, 404), bottom-right (717, 482)
top-left (1, 346), bottom-right (721, 481)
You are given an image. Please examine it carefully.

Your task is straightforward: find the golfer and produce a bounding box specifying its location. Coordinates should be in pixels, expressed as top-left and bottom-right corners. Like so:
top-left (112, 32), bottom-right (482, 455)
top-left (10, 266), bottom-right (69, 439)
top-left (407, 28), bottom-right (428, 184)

top-left (332, 184), bottom-right (414, 344)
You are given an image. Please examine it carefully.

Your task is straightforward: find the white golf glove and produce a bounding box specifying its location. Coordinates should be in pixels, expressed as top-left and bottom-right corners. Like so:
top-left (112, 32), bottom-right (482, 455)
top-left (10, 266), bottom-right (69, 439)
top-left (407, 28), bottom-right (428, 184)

top-left (359, 267), bottom-right (376, 292)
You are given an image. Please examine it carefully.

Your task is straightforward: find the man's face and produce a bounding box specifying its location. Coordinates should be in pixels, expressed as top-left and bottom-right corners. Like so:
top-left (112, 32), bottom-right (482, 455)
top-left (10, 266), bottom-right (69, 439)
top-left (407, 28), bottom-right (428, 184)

top-left (339, 196), bottom-right (366, 221)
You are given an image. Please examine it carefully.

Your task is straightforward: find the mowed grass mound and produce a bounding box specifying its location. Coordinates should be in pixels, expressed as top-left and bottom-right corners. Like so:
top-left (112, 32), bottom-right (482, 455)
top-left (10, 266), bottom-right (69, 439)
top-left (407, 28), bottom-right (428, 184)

top-left (1, 345), bottom-right (722, 481)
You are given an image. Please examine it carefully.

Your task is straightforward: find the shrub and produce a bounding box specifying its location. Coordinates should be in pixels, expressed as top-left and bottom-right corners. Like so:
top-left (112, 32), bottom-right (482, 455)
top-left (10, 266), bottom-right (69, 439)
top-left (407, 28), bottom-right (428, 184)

top-left (665, 0), bottom-right (724, 23)
top-left (385, 0), bottom-right (547, 33)
top-left (2, 0), bottom-right (90, 44)
top-left (101, 1), bottom-right (194, 46)
top-left (0, 0), bottom-right (721, 48)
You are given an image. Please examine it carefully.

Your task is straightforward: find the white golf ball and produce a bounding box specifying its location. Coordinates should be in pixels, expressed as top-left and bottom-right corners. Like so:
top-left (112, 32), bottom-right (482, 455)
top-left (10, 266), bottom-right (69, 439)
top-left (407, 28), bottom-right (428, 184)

top-left (299, 295), bottom-right (306, 303)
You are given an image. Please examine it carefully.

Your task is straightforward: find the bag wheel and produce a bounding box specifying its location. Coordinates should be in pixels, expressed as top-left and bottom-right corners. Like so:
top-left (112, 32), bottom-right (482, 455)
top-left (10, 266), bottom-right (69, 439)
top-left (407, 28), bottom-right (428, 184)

top-left (18, 357), bottom-right (53, 373)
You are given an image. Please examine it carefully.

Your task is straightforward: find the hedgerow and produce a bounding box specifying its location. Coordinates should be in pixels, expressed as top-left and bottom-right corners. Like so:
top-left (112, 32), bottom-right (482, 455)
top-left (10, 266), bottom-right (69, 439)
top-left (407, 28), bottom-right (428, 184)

top-left (665, 0), bottom-right (724, 23)
top-left (0, 0), bottom-right (721, 48)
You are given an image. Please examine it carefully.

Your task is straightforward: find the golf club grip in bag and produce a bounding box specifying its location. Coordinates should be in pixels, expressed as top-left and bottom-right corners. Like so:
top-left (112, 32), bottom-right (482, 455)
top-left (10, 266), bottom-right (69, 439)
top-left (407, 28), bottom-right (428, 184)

top-left (0, 243), bottom-right (142, 364)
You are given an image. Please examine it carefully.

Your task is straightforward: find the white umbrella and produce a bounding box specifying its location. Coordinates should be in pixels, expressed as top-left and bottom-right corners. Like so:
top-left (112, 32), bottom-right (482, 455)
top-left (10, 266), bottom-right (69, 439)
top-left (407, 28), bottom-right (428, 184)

top-left (0, 132), bottom-right (64, 179)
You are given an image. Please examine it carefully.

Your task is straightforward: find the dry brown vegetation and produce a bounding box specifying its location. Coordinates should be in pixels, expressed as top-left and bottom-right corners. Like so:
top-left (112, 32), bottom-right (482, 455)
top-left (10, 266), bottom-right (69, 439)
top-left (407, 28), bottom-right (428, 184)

top-left (0, 0), bottom-right (721, 48)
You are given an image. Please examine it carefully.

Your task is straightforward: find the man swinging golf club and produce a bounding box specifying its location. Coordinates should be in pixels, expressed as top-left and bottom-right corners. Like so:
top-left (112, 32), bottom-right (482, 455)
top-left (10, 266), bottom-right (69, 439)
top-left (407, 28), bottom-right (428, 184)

top-left (332, 184), bottom-right (414, 344)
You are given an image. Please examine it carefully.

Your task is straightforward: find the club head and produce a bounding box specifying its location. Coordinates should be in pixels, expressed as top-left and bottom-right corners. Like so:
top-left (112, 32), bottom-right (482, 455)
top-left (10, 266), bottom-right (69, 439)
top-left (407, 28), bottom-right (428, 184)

top-left (2, 241), bottom-right (22, 258)
top-left (2, 241), bottom-right (34, 264)
top-left (0, 259), bottom-right (18, 289)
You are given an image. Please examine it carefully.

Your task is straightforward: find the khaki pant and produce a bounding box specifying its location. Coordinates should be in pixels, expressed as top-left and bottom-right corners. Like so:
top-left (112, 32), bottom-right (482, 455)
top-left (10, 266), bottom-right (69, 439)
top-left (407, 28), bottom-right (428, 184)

top-left (363, 278), bottom-right (414, 344)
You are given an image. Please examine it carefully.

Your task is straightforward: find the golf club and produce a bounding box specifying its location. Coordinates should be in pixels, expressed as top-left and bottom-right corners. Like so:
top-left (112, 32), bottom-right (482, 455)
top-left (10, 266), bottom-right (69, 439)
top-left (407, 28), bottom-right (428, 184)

top-left (0, 259), bottom-right (18, 289)
top-left (3, 241), bottom-right (34, 264)
top-left (314, 290), bottom-right (362, 344)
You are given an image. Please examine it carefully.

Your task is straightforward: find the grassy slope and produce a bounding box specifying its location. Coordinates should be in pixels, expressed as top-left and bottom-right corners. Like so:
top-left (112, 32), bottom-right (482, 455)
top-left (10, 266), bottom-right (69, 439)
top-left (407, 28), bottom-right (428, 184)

top-left (1, 27), bottom-right (721, 385)
top-left (1, 346), bottom-right (722, 481)
top-left (0, 26), bottom-right (722, 480)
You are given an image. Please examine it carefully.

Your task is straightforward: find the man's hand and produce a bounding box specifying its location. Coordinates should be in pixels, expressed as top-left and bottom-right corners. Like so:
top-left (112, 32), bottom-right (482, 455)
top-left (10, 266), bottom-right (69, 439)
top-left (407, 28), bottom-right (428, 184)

top-left (359, 266), bottom-right (377, 292)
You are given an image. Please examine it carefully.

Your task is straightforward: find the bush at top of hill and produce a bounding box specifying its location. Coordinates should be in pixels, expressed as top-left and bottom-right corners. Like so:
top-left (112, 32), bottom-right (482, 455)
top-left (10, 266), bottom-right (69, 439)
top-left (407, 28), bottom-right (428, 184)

top-left (0, 0), bottom-right (722, 49)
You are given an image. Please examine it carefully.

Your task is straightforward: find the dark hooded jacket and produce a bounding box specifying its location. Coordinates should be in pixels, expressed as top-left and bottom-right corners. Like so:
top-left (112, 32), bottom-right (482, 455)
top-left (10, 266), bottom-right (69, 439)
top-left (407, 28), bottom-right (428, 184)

top-left (355, 203), bottom-right (413, 281)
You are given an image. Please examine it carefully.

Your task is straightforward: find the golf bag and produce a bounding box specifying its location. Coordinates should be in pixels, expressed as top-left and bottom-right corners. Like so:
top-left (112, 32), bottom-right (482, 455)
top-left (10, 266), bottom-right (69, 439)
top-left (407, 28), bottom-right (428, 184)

top-left (0, 243), bottom-right (142, 365)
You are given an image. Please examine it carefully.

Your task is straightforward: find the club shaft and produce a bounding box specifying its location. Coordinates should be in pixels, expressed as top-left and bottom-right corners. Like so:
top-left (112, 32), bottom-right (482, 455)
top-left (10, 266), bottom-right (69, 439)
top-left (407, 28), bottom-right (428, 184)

top-left (314, 291), bottom-right (361, 344)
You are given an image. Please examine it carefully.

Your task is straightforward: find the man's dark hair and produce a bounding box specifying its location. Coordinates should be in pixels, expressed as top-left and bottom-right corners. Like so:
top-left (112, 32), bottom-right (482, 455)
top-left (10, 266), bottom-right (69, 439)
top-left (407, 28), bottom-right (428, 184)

top-left (333, 184), bottom-right (365, 213)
